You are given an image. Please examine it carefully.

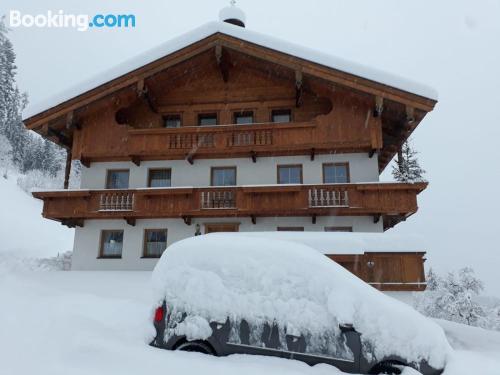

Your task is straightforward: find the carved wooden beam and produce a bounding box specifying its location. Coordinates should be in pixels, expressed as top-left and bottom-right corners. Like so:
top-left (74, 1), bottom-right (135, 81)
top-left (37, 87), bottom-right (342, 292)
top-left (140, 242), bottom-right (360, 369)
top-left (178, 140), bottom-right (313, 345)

top-left (251, 215), bottom-right (257, 225)
top-left (47, 127), bottom-right (71, 148)
top-left (125, 218), bottom-right (136, 227)
top-left (311, 214), bottom-right (317, 224)
top-left (406, 106), bottom-right (415, 124)
top-left (130, 155), bottom-right (141, 167)
top-left (251, 151), bottom-right (257, 163)
top-left (80, 157), bottom-right (91, 168)
top-left (373, 96), bottom-right (384, 117)
top-left (368, 149), bottom-right (377, 158)
top-left (215, 45), bottom-right (230, 82)
top-left (295, 70), bottom-right (303, 107)
top-left (310, 147), bottom-right (315, 161)
top-left (183, 216), bottom-right (192, 226)
top-left (373, 214), bottom-right (381, 224)
top-left (61, 219), bottom-right (84, 228)
top-left (137, 79), bottom-right (158, 114)
top-left (186, 154), bottom-right (194, 165)
top-left (65, 111), bottom-right (81, 130)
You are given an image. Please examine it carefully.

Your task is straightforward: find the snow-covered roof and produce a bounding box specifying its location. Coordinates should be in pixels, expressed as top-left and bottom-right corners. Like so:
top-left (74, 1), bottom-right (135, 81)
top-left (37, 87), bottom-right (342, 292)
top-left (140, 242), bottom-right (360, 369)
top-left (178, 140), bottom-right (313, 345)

top-left (23, 21), bottom-right (437, 120)
top-left (212, 232), bottom-right (426, 254)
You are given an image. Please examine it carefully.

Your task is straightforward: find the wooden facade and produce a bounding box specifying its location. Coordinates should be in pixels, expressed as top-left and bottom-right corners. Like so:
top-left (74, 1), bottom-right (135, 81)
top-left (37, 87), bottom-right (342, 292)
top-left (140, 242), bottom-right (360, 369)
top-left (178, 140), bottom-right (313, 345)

top-left (328, 252), bottom-right (426, 291)
top-left (25, 25), bottom-right (435, 288)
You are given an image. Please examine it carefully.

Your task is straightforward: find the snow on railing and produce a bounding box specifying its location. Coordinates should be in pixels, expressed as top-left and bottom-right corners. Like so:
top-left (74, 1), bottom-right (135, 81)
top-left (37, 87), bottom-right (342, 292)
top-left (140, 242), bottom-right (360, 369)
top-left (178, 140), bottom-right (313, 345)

top-left (99, 192), bottom-right (134, 211)
top-left (201, 190), bottom-right (236, 209)
top-left (308, 188), bottom-right (349, 207)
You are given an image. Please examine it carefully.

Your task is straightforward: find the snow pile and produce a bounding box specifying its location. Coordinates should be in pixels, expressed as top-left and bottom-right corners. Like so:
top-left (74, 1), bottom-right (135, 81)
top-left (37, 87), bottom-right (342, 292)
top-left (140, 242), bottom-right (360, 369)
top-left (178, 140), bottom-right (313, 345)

top-left (152, 234), bottom-right (451, 368)
top-left (238, 231), bottom-right (426, 254)
top-left (0, 176), bottom-right (74, 258)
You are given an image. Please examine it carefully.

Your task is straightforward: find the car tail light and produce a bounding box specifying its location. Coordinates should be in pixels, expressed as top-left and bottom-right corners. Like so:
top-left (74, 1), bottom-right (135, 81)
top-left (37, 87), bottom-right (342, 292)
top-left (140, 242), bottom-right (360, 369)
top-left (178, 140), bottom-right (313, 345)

top-left (154, 306), bottom-right (165, 322)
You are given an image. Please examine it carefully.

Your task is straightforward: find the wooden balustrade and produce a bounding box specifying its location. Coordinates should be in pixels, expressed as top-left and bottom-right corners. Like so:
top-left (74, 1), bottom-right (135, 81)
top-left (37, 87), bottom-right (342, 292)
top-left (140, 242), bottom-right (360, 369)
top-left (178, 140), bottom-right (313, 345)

top-left (33, 183), bottom-right (427, 230)
top-left (99, 192), bottom-right (134, 211)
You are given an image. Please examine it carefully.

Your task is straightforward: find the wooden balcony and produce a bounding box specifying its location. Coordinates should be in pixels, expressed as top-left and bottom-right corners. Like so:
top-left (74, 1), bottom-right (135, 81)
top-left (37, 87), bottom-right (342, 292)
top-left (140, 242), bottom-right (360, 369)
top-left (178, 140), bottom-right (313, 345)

top-left (32, 182), bottom-right (427, 229)
top-left (125, 121), bottom-right (375, 162)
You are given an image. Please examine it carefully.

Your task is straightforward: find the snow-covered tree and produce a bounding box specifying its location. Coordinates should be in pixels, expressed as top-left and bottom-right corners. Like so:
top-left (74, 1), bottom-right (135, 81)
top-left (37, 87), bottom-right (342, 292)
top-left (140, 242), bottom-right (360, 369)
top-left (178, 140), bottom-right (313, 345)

top-left (0, 134), bottom-right (13, 178)
top-left (415, 267), bottom-right (487, 327)
top-left (392, 139), bottom-right (426, 182)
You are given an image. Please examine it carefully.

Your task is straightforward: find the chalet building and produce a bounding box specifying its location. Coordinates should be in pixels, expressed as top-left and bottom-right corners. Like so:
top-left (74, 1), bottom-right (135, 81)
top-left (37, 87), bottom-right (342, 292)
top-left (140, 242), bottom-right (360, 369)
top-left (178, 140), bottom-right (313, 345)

top-left (25, 5), bottom-right (436, 295)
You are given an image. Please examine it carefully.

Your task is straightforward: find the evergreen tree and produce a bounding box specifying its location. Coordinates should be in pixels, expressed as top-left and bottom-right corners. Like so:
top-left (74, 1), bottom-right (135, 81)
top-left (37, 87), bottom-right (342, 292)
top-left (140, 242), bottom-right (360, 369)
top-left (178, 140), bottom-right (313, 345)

top-left (392, 139), bottom-right (426, 183)
top-left (0, 17), bottom-right (65, 179)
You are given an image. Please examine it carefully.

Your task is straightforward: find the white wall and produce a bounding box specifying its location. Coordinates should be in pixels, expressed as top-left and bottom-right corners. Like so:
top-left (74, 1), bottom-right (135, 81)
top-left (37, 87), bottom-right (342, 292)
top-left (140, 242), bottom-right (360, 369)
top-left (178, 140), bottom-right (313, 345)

top-left (80, 153), bottom-right (379, 189)
top-left (72, 216), bottom-right (383, 270)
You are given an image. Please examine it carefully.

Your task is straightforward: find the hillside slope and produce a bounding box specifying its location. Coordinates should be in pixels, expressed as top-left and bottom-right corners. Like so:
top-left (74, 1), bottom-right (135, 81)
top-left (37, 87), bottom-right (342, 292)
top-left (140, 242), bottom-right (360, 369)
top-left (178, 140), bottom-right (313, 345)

top-left (0, 176), bottom-right (73, 259)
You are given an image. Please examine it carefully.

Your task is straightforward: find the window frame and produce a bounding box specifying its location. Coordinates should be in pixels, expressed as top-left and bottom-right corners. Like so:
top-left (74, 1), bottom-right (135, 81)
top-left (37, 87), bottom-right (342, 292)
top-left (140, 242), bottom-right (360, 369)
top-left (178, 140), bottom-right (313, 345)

top-left (233, 110), bottom-right (254, 125)
top-left (322, 162), bottom-right (351, 184)
top-left (324, 226), bottom-right (353, 232)
top-left (98, 229), bottom-right (124, 259)
top-left (142, 228), bottom-right (168, 258)
top-left (163, 113), bottom-right (182, 128)
top-left (277, 227), bottom-right (305, 231)
top-left (271, 108), bottom-right (292, 123)
top-left (105, 169), bottom-right (130, 189)
top-left (210, 166), bottom-right (237, 186)
top-left (197, 112), bottom-right (218, 126)
top-left (277, 164), bottom-right (303, 184)
top-left (147, 168), bottom-right (172, 188)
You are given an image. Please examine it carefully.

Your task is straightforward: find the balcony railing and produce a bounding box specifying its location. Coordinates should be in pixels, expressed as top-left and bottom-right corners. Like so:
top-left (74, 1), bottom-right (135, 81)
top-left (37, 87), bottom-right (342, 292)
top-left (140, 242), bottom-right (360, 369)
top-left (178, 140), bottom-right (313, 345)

top-left (201, 190), bottom-right (236, 209)
top-left (33, 183), bottom-right (427, 230)
top-left (99, 192), bottom-right (134, 211)
top-left (308, 188), bottom-right (348, 207)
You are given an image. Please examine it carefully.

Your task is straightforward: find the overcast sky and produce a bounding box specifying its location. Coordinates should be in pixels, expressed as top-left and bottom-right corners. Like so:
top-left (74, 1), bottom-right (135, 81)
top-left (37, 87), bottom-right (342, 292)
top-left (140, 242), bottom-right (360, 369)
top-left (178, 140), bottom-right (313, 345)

top-left (1, 0), bottom-right (499, 295)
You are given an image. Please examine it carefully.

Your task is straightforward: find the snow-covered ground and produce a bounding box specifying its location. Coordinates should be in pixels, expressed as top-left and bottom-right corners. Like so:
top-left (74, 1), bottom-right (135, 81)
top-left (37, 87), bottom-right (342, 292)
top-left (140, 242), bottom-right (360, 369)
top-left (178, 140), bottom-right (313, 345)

top-left (1, 268), bottom-right (500, 375)
top-left (1, 177), bottom-right (499, 374)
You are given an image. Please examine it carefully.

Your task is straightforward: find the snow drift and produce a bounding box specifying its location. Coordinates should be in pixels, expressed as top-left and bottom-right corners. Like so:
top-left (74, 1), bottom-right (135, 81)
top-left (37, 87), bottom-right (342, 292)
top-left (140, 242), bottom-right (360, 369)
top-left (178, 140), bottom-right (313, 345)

top-left (151, 233), bottom-right (452, 368)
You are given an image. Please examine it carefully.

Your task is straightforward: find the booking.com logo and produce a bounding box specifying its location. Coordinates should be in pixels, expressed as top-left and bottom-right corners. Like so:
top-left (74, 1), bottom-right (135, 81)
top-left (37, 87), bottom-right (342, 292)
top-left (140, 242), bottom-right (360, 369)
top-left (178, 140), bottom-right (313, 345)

top-left (9, 10), bottom-right (136, 31)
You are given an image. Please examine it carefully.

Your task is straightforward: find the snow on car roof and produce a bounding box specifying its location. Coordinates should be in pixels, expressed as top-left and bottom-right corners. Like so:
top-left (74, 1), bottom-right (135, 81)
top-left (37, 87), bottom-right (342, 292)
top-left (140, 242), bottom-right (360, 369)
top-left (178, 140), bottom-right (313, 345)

top-left (225, 231), bottom-right (427, 254)
top-left (152, 234), bottom-right (450, 367)
top-left (23, 21), bottom-right (437, 120)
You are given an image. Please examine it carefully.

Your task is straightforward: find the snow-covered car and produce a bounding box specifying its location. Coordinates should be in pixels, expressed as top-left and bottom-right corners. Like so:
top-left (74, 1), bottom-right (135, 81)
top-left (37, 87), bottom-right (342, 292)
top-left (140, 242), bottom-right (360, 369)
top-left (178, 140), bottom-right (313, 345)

top-left (149, 233), bottom-right (451, 374)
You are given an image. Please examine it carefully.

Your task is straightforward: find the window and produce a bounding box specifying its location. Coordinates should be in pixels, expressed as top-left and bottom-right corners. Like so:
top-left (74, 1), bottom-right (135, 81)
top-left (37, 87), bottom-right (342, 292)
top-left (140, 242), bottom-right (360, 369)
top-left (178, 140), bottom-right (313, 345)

top-left (163, 114), bottom-right (181, 128)
top-left (277, 227), bottom-right (304, 231)
top-left (198, 113), bottom-right (218, 126)
top-left (271, 109), bottom-right (291, 123)
top-left (211, 167), bottom-right (236, 186)
top-left (234, 111), bottom-right (254, 125)
top-left (277, 165), bottom-right (303, 184)
top-left (205, 223), bottom-right (240, 233)
top-left (324, 226), bottom-right (353, 232)
top-left (148, 169), bottom-right (171, 188)
top-left (143, 229), bottom-right (168, 258)
top-left (106, 170), bottom-right (129, 189)
top-left (323, 163), bottom-right (350, 183)
top-left (99, 230), bottom-right (124, 258)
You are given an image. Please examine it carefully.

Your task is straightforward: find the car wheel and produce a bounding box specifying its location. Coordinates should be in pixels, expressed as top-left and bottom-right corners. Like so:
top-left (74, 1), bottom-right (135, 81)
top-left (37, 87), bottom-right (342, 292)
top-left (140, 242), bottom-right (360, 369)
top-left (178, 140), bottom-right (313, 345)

top-left (175, 340), bottom-right (215, 355)
top-left (371, 362), bottom-right (404, 374)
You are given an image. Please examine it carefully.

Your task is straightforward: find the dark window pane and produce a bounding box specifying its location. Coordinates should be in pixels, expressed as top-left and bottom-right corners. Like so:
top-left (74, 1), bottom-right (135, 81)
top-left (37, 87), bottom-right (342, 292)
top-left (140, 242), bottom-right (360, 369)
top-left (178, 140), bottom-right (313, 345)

top-left (271, 109), bottom-right (291, 123)
top-left (277, 227), bottom-right (304, 231)
top-left (144, 229), bottom-right (168, 258)
top-left (198, 113), bottom-right (217, 126)
top-left (101, 230), bottom-right (123, 257)
top-left (278, 165), bottom-right (302, 184)
top-left (106, 170), bottom-right (129, 189)
top-left (211, 167), bottom-right (236, 186)
top-left (324, 227), bottom-right (353, 232)
top-left (234, 111), bottom-right (254, 125)
top-left (323, 164), bottom-right (349, 183)
top-left (148, 169), bottom-right (171, 188)
top-left (164, 115), bottom-right (181, 128)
